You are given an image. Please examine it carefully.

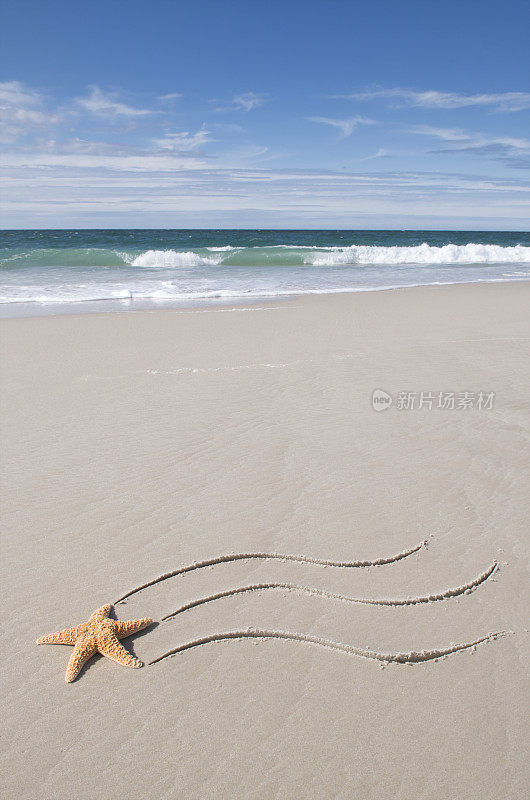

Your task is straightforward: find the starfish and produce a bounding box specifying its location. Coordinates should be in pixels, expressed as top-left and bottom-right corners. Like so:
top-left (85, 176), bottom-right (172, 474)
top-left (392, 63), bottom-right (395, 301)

top-left (36, 604), bottom-right (153, 682)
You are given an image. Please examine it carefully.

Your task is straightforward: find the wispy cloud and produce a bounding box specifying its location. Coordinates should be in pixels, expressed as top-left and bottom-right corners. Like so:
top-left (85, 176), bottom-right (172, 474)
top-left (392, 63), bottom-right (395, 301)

top-left (1, 147), bottom-right (207, 172)
top-left (308, 115), bottom-right (375, 137)
top-left (3, 162), bottom-right (529, 228)
top-left (0, 80), bottom-right (45, 108)
top-left (210, 122), bottom-right (246, 134)
top-left (337, 88), bottom-right (530, 112)
top-left (361, 148), bottom-right (391, 160)
top-left (76, 86), bottom-right (152, 117)
top-left (158, 92), bottom-right (182, 100)
top-left (445, 144), bottom-right (530, 169)
top-left (215, 92), bottom-right (268, 112)
top-left (2, 79), bottom-right (529, 227)
top-left (0, 80), bottom-right (59, 142)
top-left (406, 125), bottom-right (471, 142)
top-left (152, 128), bottom-right (212, 151)
top-left (411, 125), bottom-right (530, 148)
top-left (407, 124), bottom-right (530, 168)
top-left (37, 138), bottom-right (136, 156)
top-left (221, 144), bottom-right (271, 165)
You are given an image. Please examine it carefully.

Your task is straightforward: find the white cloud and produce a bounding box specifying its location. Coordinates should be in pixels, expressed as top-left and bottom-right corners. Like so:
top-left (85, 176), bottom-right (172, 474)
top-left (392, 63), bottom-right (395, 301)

top-left (408, 124), bottom-right (530, 149)
top-left (308, 115), bottom-right (375, 138)
top-left (338, 88), bottom-right (530, 112)
top-left (43, 138), bottom-right (138, 155)
top-left (1, 149), bottom-right (207, 172)
top-left (210, 122), bottom-right (246, 133)
top-left (76, 86), bottom-right (152, 117)
top-left (407, 124), bottom-right (530, 168)
top-left (152, 128), bottom-right (212, 151)
top-left (361, 148), bottom-right (390, 160)
top-left (215, 92), bottom-right (267, 112)
top-left (3, 163), bottom-right (529, 229)
top-left (2, 79), bottom-right (529, 226)
top-left (158, 93), bottom-right (182, 100)
top-left (406, 125), bottom-right (472, 142)
top-left (0, 80), bottom-right (59, 142)
top-left (0, 80), bottom-right (44, 107)
top-left (221, 145), bottom-right (271, 165)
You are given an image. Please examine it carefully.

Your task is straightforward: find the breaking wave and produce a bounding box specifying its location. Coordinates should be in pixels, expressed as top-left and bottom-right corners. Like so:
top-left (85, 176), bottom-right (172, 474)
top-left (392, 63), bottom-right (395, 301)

top-left (128, 243), bottom-right (530, 268)
top-left (1, 235), bottom-right (529, 310)
top-left (305, 243), bottom-right (530, 266)
top-left (129, 249), bottom-right (222, 267)
top-left (2, 243), bottom-right (529, 271)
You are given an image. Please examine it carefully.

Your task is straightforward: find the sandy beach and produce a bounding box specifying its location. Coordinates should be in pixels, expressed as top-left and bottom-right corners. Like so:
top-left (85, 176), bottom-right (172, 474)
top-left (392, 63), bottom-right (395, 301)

top-left (1, 282), bottom-right (529, 799)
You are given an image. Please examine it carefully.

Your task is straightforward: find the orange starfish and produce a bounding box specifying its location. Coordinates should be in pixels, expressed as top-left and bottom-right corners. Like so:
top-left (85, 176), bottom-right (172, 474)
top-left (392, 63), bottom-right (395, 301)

top-left (36, 604), bottom-right (152, 682)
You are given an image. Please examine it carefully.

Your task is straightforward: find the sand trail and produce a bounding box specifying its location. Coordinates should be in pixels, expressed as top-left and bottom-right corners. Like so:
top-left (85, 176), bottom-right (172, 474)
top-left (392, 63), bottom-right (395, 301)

top-left (114, 539), bottom-right (428, 605)
top-left (149, 629), bottom-right (505, 667)
top-left (161, 561), bottom-right (497, 620)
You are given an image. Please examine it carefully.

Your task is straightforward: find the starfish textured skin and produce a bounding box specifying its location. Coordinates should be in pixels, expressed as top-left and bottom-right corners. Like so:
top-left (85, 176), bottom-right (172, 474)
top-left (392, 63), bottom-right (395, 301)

top-left (36, 604), bottom-right (153, 682)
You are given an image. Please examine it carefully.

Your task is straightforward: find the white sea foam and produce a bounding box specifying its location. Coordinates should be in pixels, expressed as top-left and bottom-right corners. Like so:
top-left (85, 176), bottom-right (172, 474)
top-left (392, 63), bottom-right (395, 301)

top-left (206, 246), bottom-right (240, 252)
top-left (129, 249), bottom-right (222, 267)
top-left (0, 286), bottom-right (135, 304)
top-left (305, 243), bottom-right (530, 266)
top-left (127, 243), bottom-right (530, 268)
top-left (1, 276), bottom-right (528, 306)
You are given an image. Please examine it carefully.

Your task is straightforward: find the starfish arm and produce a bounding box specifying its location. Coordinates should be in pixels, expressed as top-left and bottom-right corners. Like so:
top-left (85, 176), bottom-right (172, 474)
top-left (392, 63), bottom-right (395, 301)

top-left (97, 632), bottom-right (143, 668)
top-left (65, 637), bottom-right (98, 682)
top-left (36, 626), bottom-right (81, 645)
top-left (113, 618), bottom-right (153, 639)
top-left (90, 604), bottom-right (112, 621)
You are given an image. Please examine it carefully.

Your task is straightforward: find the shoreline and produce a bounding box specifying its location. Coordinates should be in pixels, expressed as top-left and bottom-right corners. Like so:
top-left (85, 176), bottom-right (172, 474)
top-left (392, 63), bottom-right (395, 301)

top-left (1, 276), bottom-right (529, 319)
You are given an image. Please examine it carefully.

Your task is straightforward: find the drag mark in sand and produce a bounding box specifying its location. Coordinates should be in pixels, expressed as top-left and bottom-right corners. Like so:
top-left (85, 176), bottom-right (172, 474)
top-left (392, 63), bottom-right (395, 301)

top-left (113, 540), bottom-right (428, 605)
top-left (149, 629), bottom-right (505, 667)
top-left (161, 561), bottom-right (497, 620)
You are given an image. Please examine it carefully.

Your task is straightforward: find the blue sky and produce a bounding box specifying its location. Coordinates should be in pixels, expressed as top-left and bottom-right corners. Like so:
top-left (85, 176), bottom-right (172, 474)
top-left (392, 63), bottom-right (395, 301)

top-left (1, 0), bottom-right (529, 228)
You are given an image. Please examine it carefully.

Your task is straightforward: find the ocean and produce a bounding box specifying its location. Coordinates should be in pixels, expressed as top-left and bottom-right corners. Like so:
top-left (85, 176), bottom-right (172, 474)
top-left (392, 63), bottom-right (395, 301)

top-left (1, 229), bottom-right (529, 316)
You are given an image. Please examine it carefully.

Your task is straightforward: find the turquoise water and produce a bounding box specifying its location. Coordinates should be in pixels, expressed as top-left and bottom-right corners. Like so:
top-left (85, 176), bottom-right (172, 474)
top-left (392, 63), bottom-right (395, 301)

top-left (1, 229), bottom-right (529, 316)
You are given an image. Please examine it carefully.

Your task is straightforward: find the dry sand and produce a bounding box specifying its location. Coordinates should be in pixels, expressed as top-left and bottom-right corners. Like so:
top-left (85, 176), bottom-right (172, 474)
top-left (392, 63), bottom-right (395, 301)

top-left (1, 282), bottom-right (529, 799)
